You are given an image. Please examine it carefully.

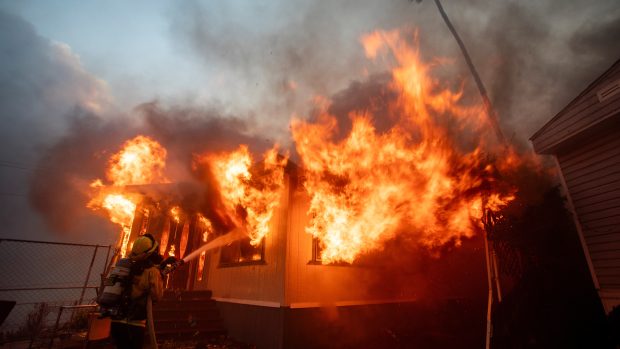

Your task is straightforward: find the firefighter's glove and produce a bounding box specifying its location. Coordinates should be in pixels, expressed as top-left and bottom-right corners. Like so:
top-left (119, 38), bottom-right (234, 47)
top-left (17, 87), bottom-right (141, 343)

top-left (160, 256), bottom-right (178, 270)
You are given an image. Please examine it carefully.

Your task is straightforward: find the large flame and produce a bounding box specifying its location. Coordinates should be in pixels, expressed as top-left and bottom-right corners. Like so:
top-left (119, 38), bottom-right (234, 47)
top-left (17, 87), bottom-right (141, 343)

top-left (291, 30), bottom-right (516, 264)
top-left (195, 145), bottom-right (288, 245)
top-left (88, 135), bottom-right (169, 256)
top-left (106, 135), bottom-right (169, 186)
top-left (101, 194), bottom-right (136, 227)
top-left (84, 29), bottom-right (521, 266)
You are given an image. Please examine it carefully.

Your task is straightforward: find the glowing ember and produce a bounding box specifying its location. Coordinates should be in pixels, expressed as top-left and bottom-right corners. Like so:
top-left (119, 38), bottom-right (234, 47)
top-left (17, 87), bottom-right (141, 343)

top-left (179, 220), bottom-right (190, 258)
top-left (291, 30), bottom-right (516, 264)
top-left (165, 206), bottom-right (183, 257)
top-left (197, 214), bottom-right (213, 281)
top-left (170, 206), bottom-right (181, 224)
top-left (196, 145), bottom-right (288, 245)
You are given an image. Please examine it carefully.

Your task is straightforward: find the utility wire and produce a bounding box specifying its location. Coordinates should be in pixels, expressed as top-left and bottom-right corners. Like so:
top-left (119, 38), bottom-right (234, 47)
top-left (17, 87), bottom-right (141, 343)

top-left (0, 193), bottom-right (28, 197)
top-left (432, 0), bottom-right (507, 145)
top-left (0, 160), bottom-right (50, 172)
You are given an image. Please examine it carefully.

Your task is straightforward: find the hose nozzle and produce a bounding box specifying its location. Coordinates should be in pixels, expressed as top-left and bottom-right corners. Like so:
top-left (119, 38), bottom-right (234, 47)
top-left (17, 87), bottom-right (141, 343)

top-left (161, 258), bottom-right (184, 275)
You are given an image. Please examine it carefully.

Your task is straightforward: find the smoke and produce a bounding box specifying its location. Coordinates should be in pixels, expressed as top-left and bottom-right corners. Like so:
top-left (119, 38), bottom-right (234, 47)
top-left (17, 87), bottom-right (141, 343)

top-left (28, 113), bottom-right (129, 239)
top-left (457, 1), bottom-right (620, 145)
top-left (0, 10), bottom-right (109, 242)
top-left (169, 0), bottom-right (620, 148)
top-left (168, 0), bottom-right (415, 143)
top-left (137, 102), bottom-right (272, 176)
top-left (4, 0), bottom-right (619, 244)
top-left (484, 3), bottom-right (550, 142)
top-left (28, 101), bottom-right (271, 239)
top-left (0, 11), bottom-right (109, 164)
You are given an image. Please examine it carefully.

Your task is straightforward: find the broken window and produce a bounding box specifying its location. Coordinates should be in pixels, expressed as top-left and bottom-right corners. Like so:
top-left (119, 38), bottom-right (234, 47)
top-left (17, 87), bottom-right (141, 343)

top-left (219, 237), bottom-right (265, 267)
top-left (311, 237), bottom-right (323, 264)
top-left (310, 237), bottom-right (352, 266)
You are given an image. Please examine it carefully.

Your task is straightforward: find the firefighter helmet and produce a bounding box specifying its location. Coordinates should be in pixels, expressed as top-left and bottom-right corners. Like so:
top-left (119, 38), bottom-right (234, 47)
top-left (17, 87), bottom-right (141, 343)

top-left (130, 234), bottom-right (159, 260)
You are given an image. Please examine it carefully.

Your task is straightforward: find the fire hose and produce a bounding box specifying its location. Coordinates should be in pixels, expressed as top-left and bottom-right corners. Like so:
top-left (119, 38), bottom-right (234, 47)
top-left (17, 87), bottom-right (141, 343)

top-left (146, 294), bottom-right (157, 349)
top-left (100, 228), bottom-right (241, 349)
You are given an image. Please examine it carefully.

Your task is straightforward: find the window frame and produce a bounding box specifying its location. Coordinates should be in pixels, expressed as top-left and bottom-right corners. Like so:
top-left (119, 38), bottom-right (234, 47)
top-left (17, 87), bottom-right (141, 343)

top-left (218, 236), bottom-right (266, 268)
top-left (308, 236), bottom-right (351, 266)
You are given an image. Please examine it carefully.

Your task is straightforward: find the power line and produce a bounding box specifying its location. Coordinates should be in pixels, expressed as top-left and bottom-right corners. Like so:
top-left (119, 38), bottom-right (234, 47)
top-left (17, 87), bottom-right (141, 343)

top-left (0, 192), bottom-right (28, 197)
top-left (0, 160), bottom-right (50, 172)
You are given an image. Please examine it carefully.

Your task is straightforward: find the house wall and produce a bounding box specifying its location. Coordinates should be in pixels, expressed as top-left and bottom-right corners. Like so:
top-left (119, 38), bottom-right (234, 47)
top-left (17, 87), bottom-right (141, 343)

top-left (284, 187), bottom-right (425, 307)
top-left (193, 169), bottom-right (487, 348)
top-left (199, 176), bottom-right (290, 305)
top-left (196, 171), bottom-right (422, 307)
top-left (557, 126), bottom-right (620, 311)
top-left (216, 302), bottom-right (285, 349)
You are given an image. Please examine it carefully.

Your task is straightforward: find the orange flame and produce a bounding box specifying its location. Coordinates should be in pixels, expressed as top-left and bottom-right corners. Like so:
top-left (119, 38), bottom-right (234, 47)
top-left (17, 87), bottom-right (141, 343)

top-left (197, 214), bottom-right (214, 281)
top-left (291, 30), bottom-right (515, 264)
top-left (88, 135), bottom-right (169, 256)
top-left (106, 135), bottom-right (169, 186)
top-left (99, 194), bottom-right (137, 257)
top-left (101, 194), bottom-right (136, 227)
top-left (196, 145), bottom-right (288, 245)
top-left (170, 206), bottom-right (181, 224)
top-left (198, 213), bottom-right (213, 240)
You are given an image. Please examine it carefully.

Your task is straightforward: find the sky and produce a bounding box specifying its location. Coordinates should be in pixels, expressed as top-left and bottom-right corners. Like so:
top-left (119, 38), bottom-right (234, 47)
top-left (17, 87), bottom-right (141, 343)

top-left (0, 0), bottom-right (619, 244)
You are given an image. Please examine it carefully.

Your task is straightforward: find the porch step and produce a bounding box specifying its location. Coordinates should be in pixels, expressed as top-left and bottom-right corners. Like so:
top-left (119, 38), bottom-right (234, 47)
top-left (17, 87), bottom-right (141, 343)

top-left (153, 290), bottom-right (226, 341)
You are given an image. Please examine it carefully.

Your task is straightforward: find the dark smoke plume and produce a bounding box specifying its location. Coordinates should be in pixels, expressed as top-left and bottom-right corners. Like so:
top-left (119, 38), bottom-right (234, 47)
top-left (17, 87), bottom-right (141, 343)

top-left (169, 0), bottom-right (620, 151)
top-left (29, 102), bottom-right (272, 240)
top-left (0, 10), bottom-right (109, 242)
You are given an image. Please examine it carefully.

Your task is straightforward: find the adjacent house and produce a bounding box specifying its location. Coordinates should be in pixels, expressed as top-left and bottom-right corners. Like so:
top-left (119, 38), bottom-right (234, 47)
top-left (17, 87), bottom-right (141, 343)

top-left (530, 58), bottom-right (620, 313)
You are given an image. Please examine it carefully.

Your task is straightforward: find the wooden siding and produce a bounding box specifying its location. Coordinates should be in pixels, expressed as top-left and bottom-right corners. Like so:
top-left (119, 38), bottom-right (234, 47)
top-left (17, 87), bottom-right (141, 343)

top-left (284, 189), bottom-right (427, 306)
top-left (197, 177), bottom-right (290, 304)
top-left (531, 59), bottom-right (620, 154)
top-left (557, 128), bottom-right (620, 299)
top-left (198, 171), bottom-right (482, 308)
top-left (284, 189), bottom-right (379, 305)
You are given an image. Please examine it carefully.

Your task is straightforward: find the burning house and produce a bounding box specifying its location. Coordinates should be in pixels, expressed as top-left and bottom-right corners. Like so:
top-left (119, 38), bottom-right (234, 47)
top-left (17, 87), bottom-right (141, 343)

top-left (531, 58), bottom-right (620, 314)
top-left (84, 30), bottom-right (525, 348)
top-left (93, 161), bottom-right (493, 348)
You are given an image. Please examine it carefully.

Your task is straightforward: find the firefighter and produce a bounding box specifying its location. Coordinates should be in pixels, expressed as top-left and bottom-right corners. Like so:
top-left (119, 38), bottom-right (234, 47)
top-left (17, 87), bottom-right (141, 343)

top-left (110, 234), bottom-right (164, 349)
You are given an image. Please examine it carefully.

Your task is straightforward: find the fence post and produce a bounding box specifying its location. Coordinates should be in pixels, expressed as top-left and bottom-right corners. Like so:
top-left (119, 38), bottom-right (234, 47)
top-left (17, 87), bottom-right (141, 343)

top-left (48, 306), bottom-right (65, 349)
top-left (78, 246), bottom-right (99, 305)
top-left (103, 245), bottom-right (112, 274)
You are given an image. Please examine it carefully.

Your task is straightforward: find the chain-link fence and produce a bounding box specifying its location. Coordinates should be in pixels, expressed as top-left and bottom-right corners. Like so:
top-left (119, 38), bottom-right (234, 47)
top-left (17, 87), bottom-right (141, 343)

top-left (0, 239), bottom-right (112, 346)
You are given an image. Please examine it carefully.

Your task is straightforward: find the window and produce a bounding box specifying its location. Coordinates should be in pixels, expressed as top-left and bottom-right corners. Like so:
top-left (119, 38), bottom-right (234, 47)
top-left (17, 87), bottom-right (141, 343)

top-left (309, 237), bottom-right (352, 266)
top-left (310, 237), bottom-right (323, 264)
top-left (219, 237), bottom-right (265, 267)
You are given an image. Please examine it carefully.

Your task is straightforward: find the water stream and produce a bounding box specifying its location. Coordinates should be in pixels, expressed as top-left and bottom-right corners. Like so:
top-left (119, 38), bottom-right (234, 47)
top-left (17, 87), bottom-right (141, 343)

top-left (181, 227), bottom-right (247, 263)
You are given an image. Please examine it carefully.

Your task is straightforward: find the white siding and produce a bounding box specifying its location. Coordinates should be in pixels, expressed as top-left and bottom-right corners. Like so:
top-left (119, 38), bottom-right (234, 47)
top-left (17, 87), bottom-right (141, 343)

top-left (284, 190), bottom-right (378, 306)
top-left (197, 177), bottom-right (290, 305)
top-left (558, 127), bottom-right (620, 310)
